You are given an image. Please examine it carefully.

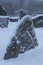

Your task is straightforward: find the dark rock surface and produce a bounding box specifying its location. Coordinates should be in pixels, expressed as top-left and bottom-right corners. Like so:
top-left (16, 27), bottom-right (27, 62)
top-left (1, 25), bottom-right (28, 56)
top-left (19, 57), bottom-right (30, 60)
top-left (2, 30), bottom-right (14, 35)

top-left (0, 5), bottom-right (8, 28)
top-left (4, 15), bottom-right (38, 59)
top-left (0, 5), bottom-right (6, 16)
top-left (19, 9), bottom-right (26, 19)
top-left (32, 14), bottom-right (43, 27)
top-left (0, 16), bottom-right (9, 28)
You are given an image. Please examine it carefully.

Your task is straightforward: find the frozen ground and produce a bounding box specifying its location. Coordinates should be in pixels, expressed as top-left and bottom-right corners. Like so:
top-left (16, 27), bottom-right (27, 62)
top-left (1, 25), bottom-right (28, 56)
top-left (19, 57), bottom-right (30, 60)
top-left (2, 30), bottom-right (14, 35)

top-left (0, 22), bottom-right (43, 65)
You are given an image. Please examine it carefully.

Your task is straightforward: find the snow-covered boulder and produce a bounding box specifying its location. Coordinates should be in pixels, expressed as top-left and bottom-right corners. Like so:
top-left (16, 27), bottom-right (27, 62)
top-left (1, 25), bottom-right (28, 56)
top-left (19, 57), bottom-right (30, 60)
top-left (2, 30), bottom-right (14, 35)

top-left (4, 15), bottom-right (38, 59)
top-left (0, 16), bottom-right (9, 28)
top-left (32, 14), bottom-right (43, 27)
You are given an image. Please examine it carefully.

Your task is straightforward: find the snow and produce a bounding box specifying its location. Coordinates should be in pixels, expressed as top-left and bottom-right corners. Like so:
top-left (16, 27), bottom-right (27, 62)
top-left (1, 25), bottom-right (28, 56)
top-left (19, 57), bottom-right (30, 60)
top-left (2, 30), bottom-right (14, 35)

top-left (32, 14), bottom-right (43, 20)
top-left (0, 18), bottom-right (43, 65)
top-left (9, 16), bottom-right (19, 19)
top-left (0, 16), bottom-right (9, 28)
top-left (19, 15), bottom-right (31, 25)
top-left (0, 16), bottom-right (9, 18)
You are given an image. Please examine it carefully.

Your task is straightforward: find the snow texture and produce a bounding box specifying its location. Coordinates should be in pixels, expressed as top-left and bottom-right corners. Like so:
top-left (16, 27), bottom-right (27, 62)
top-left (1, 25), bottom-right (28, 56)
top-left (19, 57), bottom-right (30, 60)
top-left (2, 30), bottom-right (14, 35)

top-left (0, 16), bottom-right (9, 28)
top-left (32, 14), bottom-right (43, 27)
top-left (4, 15), bottom-right (38, 59)
top-left (0, 15), bottom-right (43, 65)
top-left (32, 14), bottom-right (43, 19)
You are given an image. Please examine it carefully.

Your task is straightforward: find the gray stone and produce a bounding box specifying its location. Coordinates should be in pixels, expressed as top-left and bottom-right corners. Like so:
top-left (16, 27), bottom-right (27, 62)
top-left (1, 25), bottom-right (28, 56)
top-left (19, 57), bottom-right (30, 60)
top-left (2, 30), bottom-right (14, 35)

top-left (19, 9), bottom-right (26, 19)
top-left (32, 14), bottom-right (43, 27)
top-left (0, 16), bottom-right (9, 28)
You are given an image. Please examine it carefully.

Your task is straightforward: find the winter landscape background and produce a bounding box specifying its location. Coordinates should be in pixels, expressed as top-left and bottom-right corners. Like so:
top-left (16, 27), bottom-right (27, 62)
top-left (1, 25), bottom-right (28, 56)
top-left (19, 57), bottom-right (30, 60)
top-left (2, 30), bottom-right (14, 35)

top-left (0, 0), bottom-right (43, 15)
top-left (0, 0), bottom-right (43, 65)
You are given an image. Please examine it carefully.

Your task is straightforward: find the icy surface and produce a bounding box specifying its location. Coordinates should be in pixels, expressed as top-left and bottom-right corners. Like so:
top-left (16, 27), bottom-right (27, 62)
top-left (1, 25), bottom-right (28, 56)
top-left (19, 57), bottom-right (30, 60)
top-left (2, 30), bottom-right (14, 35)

top-left (0, 18), bottom-right (43, 65)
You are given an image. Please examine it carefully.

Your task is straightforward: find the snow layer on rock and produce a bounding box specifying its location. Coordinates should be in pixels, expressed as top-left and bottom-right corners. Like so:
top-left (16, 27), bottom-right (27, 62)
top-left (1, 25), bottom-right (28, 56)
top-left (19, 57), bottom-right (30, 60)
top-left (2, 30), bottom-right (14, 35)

top-left (14, 15), bottom-right (33, 35)
top-left (32, 14), bottom-right (43, 20)
top-left (31, 14), bottom-right (43, 27)
top-left (0, 16), bottom-right (9, 28)
top-left (18, 15), bottom-right (32, 25)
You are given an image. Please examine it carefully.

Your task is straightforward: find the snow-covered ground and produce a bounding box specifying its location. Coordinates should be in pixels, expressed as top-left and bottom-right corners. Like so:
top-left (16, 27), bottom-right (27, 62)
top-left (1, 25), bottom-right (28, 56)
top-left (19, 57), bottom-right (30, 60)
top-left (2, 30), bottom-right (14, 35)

top-left (0, 21), bottom-right (43, 65)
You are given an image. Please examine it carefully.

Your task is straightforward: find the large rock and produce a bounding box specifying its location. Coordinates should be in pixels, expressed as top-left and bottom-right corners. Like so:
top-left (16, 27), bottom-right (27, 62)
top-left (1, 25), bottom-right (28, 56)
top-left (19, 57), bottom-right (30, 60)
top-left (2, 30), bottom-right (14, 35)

top-left (4, 15), bottom-right (38, 60)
